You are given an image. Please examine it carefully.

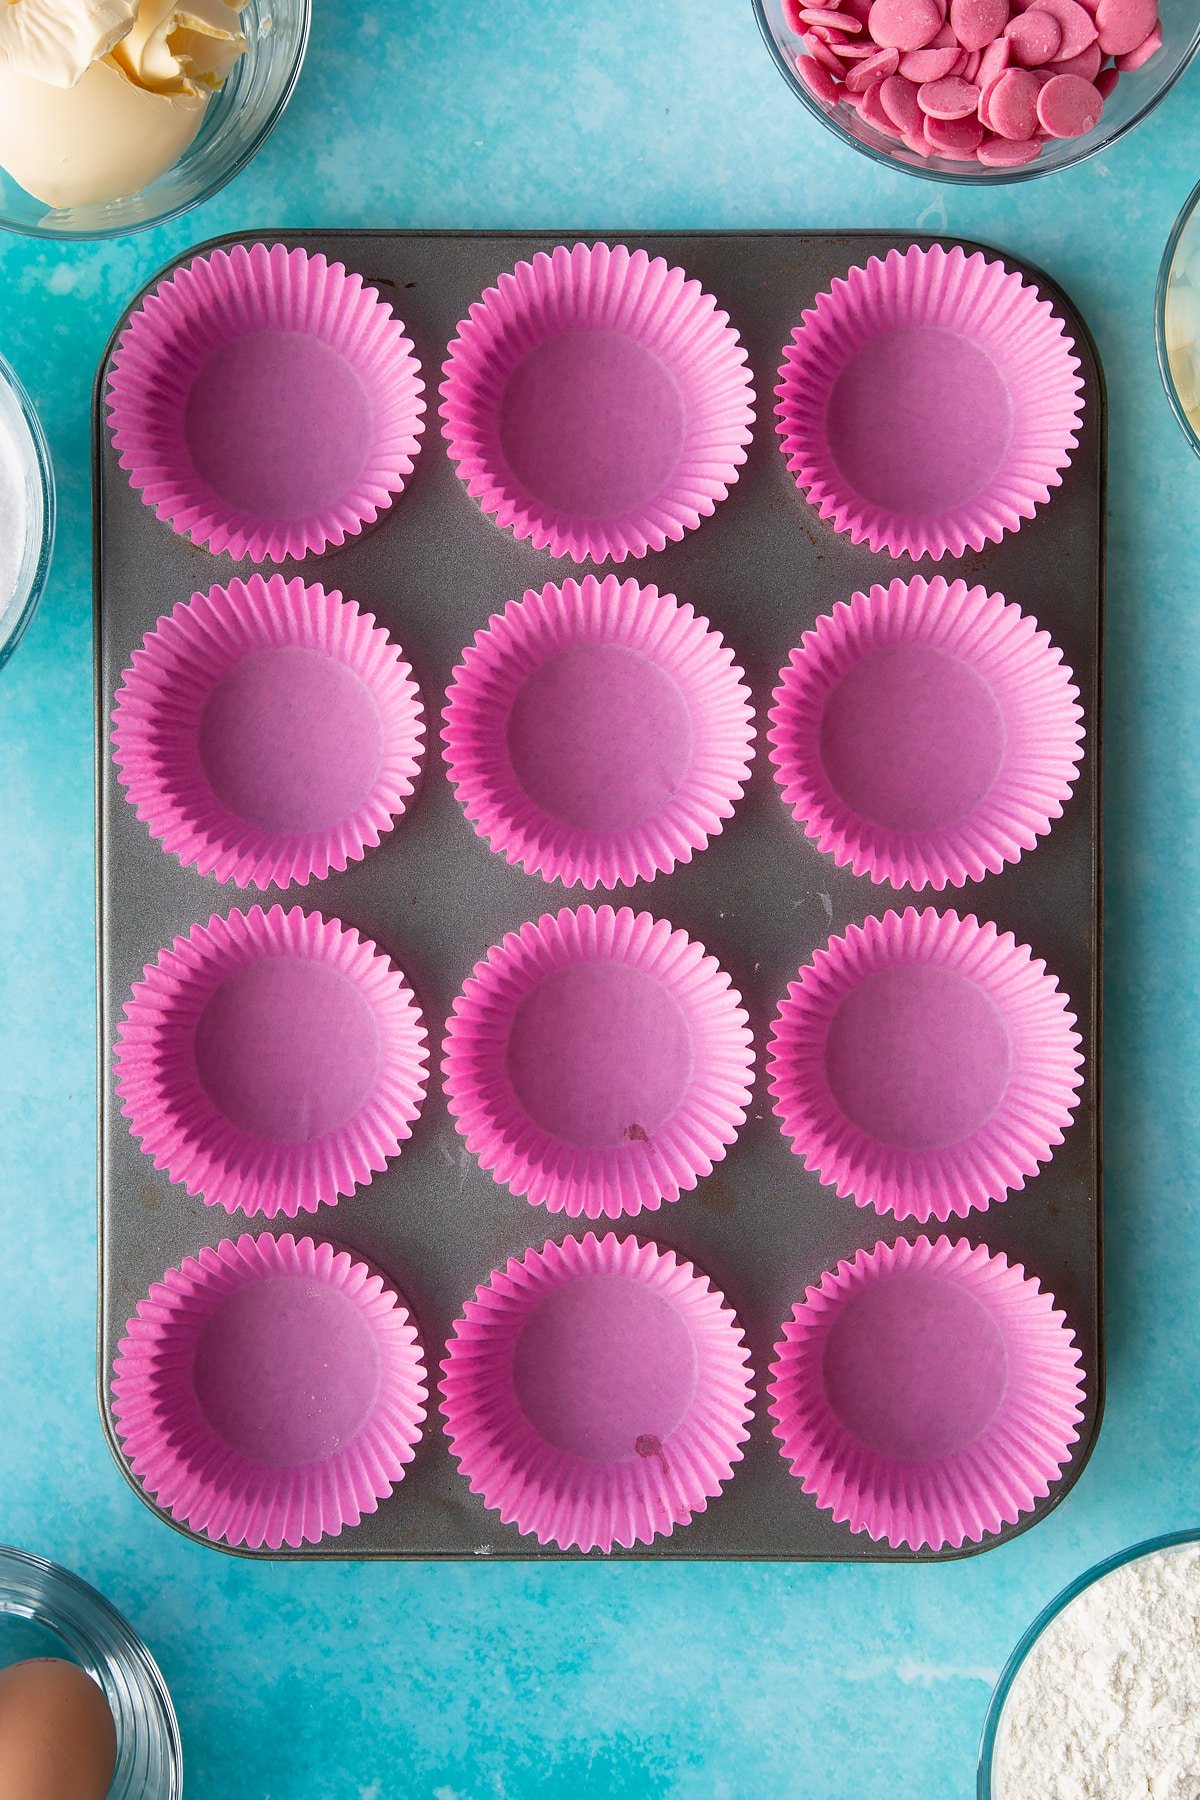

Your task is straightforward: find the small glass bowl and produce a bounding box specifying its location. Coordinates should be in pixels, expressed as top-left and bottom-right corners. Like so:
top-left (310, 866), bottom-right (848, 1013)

top-left (752, 0), bottom-right (1200, 184)
top-left (0, 1543), bottom-right (182, 1798)
top-left (0, 351), bottom-right (54, 670)
top-left (1157, 175), bottom-right (1200, 457)
top-left (978, 1527), bottom-right (1200, 1796)
top-left (0, 0), bottom-right (310, 240)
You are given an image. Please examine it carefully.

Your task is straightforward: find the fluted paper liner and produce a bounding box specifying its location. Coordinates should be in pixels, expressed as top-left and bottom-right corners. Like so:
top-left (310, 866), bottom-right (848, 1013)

top-left (112, 1232), bottom-right (427, 1549)
top-left (767, 907), bottom-right (1083, 1220)
top-left (442, 904), bottom-right (755, 1217)
top-left (776, 244), bottom-right (1085, 561)
top-left (443, 574), bottom-right (755, 889)
top-left (769, 1234), bottom-right (1085, 1551)
top-left (106, 242), bottom-right (426, 563)
top-left (439, 241), bottom-right (755, 562)
top-left (115, 906), bottom-right (429, 1216)
top-left (768, 576), bottom-right (1085, 889)
top-left (440, 1231), bottom-right (754, 1552)
top-left (112, 574), bottom-right (425, 889)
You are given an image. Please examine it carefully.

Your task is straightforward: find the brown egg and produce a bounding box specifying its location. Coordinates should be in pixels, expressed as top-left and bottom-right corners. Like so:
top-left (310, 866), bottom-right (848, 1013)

top-left (0, 1658), bottom-right (118, 1800)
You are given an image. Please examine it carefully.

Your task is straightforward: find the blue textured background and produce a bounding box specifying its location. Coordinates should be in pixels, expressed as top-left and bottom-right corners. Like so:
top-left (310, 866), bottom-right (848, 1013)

top-left (1, 3), bottom-right (1199, 1795)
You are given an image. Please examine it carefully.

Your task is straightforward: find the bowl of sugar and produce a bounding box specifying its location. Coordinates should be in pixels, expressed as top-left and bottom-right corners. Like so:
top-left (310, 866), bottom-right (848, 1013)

top-left (979, 1529), bottom-right (1200, 1796)
top-left (0, 352), bottom-right (54, 668)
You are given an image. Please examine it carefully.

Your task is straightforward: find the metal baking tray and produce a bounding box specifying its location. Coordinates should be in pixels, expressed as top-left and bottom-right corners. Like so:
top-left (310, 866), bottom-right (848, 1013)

top-left (94, 229), bottom-right (1104, 1560)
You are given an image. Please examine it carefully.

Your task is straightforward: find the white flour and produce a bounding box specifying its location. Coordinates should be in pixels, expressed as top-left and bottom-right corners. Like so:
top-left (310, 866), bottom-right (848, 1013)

top-left (0, 406), bottom-right (29, 630)
top-left (994, 1543), bottom-right (1200, 1800)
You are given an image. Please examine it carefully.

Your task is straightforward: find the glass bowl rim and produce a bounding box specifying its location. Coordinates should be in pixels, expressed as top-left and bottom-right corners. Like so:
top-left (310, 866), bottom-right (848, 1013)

top-left (0, 0), bottom-right (312, 243)
top-left (0, 1540), bottom-right (183, 1797)
top-left (1155, 172), bottom-right (1200, 458)
top-left (0, 348), bottom-right (55, 670)
top-left (750, 0), bottom-right (1200, 186)
top-left (977, 1525), bottom-right (1200, 1796)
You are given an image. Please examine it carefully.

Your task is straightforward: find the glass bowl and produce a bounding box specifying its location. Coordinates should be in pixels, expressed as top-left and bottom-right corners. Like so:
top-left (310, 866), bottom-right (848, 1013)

top-left (0, 0), bottom-right (310, 240)
top-left (0, 351), bottom-right (54, 670)
top-left (1157, 175), bottom-right (1200, 456)
top-left (752, 0), bottom-right (1200, 183)
top-left (978, 1527), bottom-right (1200, 1796)
top-left (0, 1543), bottom-right (182, 1797)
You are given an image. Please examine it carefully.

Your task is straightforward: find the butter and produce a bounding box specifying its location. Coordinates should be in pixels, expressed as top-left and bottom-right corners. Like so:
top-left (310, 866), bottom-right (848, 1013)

top-left (110, 0), bottom-right (247, 96)
top-left (0, 0), bottom-right (139, 88)
top-left (0, 53), bottom-right (207, 207)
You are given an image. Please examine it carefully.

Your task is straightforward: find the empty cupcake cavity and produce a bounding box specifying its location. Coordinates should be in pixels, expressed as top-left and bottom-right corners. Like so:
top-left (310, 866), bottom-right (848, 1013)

top-left (112, 1233), bottom-right (428, 1549)
top-left (769, 1234), bottom-right (1085, 1550)
top-left (192, 958), bottom-right (379, 1142)
top-left (442, 575), bottom-right (755, 888)
top-left (513, 1278), bottom-right (698, 1462)
top-left (769, 575), bottom-right (1084, 889)
top-left (201, 650), bottom-right (382, 828)
top-left (192, 1273), bottom-right (382, 1464)
top-left (440, 242), bottom-right (755, 563)
top-left (115, 905), bottom-right (429, 1216)
top-left (768, 906), bottom-right (1084, 1220)
top-left (776, 244), bottom-right (1085, 561)
top-left (112, 575), bottom-right (425, 888)
top-left (442, 904), bottom-right (754, 1217)
top-left (821, 1273), bottom-right (1007, 1461)
top-left (106, 243), bottom-right (426, 563)
top-left (440, 1231), bottom-right (754, 1552)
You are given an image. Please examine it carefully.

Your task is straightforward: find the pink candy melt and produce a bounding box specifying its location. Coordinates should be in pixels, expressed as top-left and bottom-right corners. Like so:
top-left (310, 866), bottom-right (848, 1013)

top-left (918, 75), bottom-right (982, 115)
top-left (898, 42), bottom-right (964, 77)
top-left (977, 130), bottom-right (1043, 160)
top-left (1094, 0), bottom-right (1158, 54)
top-left (879, 71), bottom-right (924, 127)
top-left (797, 51), bottom-right (842, 101)
top-left (1114, 19), bottom-right (1161, 66)
top-left (1036, 70), bottom-right (1104, 132)
top-left (785, 0), bottom-right (1160, 168)
top-left (924, 111), bottom-right (985, 151)
top-left (1030, 0), bottom-right (1097, 58)
top-left (845, 46), bottom-right (900, 88)
top-left (1005, 9), bottom-right (1062, 64)
top-left (988, 66), bottom-right (1041, 135)
top-left (950, 0), bottom-right (1010, 52)
top-left (868, 0), bottom-right (943, 50)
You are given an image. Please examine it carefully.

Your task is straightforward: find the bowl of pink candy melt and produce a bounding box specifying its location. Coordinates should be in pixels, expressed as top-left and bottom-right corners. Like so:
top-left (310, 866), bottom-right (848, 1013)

top-left (754, 0), bottom-right (1199, 179)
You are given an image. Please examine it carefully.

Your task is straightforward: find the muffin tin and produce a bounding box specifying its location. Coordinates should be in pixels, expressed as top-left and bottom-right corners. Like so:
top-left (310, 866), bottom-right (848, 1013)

top-left (94, 229), bottom-right (1104, 1560)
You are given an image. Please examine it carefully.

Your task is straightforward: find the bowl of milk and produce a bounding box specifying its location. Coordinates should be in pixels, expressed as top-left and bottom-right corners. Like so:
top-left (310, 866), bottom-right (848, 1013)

top-left (0, 352), bottom-right (54, 669)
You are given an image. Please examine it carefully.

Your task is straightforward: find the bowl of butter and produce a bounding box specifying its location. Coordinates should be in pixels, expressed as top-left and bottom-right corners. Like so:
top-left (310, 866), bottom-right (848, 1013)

top-left (1159, 175), bottom-right (1200, 457)
top-left (0, 0), bottom-right (309, 238)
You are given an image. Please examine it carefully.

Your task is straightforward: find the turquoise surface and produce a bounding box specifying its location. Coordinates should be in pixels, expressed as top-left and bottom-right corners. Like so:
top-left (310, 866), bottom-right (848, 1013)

top-left (1, 3), bottom-right (1198, 1795)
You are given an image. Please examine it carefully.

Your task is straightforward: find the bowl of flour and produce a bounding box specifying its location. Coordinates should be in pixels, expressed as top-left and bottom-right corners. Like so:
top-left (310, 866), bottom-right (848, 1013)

top-left (0, 351), bottom-right (54, 669)
top-left (981, 1530), bottom-right (1200, 1799)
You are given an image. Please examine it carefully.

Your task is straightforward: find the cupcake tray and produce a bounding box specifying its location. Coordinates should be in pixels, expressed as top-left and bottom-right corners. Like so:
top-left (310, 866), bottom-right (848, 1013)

top-left (93, 229), bottom-right (1104, 1560)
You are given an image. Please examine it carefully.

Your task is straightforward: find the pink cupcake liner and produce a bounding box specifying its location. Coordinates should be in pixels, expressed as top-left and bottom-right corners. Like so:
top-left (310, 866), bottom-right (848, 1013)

top-left (776, 244), bottom-right (1085, 561)
top-left (111, 575), bottom-right (426, 889)
top-left (769, 1234), bottom-right (1085, 1551)
top-left (442, 904), bottom-right (754, 1218)
top-left (768, 907), bottom-right (1084, 1221)
top-left (439, 241), bottom-right (755, 563)
top-left (442, 574), bottom-right (755, 889)
top-left (440, 1231), bottom-right (754, 1552)
top-left (112, 1232), bottom-right (428, 1549)
top-left (768, 576), bottom-right (1085, 890)
top-left (115, 906), bottom-right (429, 1217)
top-left (106, 243), bottom-right (427, 563)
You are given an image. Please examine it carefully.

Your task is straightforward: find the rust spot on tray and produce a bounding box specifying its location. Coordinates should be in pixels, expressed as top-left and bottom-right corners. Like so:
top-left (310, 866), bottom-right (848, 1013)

top-left (635, 1434), bottom-right (670, 1476)
top-left (697, 1176), bottom-right (737, 1217)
